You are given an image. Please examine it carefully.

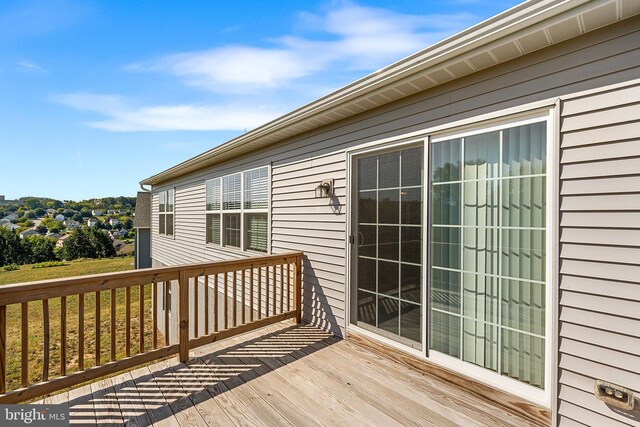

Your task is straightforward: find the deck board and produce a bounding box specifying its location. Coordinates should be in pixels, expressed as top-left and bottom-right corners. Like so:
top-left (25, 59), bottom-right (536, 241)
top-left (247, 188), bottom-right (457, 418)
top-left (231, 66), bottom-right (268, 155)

top-left (40, 321), bottom-right (547, 426)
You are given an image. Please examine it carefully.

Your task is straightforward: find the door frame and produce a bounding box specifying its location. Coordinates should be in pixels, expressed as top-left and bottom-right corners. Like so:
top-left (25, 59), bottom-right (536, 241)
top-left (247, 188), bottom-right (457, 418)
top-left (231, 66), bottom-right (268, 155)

top-left (344, 99), bottom-right (557, 409)
top-left (346, 138), bottom-right (428, 358)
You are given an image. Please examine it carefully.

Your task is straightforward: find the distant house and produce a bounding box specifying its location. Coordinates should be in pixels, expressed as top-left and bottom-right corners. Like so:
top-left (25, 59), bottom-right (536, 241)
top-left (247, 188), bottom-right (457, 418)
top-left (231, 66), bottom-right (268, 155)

top-left (45, 232), bottom-right (61, 240)
top-left (54, 214), bottom-right (65, 222)
top-left (19, 229), bottom-right (40, 239)
top-left (86, 218), bottom-right (99, 227)
top-left (46, 209), bottom-right (56, 216)
top-left (109, 218), bottom-right (120, 226)
top-left (63, 219), bottom-right (80, 230)
top-left (111, 229), bottom-right (128, 239)
top-left (4, 213), bottom-right (18, 221)
top-left (1, 223), bottom-right (20, 232)
top-left (56, 234), bottom-right (71, 248)
top-left (0, 218), bottom-right (11, 226)
top-left (92, 209), bottom-right (104, 216)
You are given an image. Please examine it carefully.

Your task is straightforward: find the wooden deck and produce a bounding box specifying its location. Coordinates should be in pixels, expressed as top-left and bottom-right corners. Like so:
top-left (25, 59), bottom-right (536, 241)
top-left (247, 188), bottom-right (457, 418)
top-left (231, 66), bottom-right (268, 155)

top-left (37, 322), bottom-right (547, 426)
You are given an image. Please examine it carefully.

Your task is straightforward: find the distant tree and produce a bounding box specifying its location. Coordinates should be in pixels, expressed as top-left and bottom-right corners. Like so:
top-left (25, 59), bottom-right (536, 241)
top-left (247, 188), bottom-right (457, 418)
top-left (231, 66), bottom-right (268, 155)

top-left (71, 213), bottom-right (83, 222)
top-left (127, 230), bottom-right (135, 239)
top-left (35, 225), bottom-right (48, 234)
top-left (22, 236), bottom-right (58, 263)
top-left (123, 219), bottom-right (133, 230)
top-left (80, 207), bottom-right (92, 217)
top-left (41, 217), bottom-right (65, 233)
top-left (24, 198), bottom-right (43, 210)
top-left (61, 227), bottom-right (116, 260)
top-left (34, 207), bottom-right (46, 217)
top-left (0, 226), bottom-right (25, 266)
top-left (24, 211), bottom-right (36, 219)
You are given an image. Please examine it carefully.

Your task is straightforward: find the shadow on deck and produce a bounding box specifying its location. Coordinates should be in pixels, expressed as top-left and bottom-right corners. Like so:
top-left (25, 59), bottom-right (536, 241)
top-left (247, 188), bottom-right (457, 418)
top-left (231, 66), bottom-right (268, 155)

top-left (48, 322), bottom-right (546, 426)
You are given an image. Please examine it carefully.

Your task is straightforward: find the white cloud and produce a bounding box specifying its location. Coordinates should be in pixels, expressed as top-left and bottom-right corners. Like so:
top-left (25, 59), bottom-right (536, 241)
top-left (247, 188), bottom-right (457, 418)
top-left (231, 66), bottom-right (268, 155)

top-left (129, 4), bottom-right (476, 93)
top-left (17, 60), bottom-right (47, 73)
top-left (54, 93), bottom-right (281, 132)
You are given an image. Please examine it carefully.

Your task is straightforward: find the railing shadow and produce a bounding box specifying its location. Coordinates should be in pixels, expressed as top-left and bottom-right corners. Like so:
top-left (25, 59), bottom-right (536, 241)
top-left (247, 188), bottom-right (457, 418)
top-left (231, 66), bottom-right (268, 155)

top-left (66, 323), bottom-right (339, 425)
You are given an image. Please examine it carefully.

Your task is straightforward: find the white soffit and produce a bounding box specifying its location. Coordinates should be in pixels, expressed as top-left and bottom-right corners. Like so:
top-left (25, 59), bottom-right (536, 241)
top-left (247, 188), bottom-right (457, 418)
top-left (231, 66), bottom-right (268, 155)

top-left (141, 0), bottom-right (638, 186)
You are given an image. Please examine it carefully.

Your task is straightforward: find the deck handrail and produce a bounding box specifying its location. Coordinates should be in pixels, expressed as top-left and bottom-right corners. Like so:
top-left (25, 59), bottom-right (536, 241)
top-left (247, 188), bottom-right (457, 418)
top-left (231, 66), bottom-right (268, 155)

top-left (0, 251), bottom-right (303, 403)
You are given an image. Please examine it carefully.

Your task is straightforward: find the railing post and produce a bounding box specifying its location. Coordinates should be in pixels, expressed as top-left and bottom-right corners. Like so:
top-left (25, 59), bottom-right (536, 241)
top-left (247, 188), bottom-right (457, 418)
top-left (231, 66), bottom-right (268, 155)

top-left (177, 271), bottom-right (190, 362)
top-left (0, 305), bottom-right (6, 394)
top-left (293, 255), bottom-right (302, 323)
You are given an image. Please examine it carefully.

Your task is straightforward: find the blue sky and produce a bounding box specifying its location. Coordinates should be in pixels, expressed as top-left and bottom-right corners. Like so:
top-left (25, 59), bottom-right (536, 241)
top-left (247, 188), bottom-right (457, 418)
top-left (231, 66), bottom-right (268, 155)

top-left (0, 0), bottom-right (521, 201)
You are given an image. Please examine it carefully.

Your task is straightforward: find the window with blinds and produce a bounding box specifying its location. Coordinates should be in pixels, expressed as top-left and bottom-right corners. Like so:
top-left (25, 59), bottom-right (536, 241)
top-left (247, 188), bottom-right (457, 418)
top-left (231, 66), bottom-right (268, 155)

top-left (205, 178), bottom-right (221, 244)
top-left (205, 166), bottom-right (268, 252)
top-left (429, 121), bottom-right (547, 390)
top-left (158, 189), bottom-right (174, 236)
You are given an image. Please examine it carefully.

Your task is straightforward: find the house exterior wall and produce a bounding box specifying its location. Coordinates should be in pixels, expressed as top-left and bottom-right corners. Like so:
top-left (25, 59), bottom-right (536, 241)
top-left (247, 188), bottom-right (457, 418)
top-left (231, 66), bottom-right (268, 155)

top-left (556, 82), bottom-right (640, 426)
top-left (151, 17), bottom-right (640, 339)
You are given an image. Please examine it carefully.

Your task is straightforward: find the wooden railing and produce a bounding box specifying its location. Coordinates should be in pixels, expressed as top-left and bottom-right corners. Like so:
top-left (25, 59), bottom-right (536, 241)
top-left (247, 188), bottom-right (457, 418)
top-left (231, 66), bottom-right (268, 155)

top-left (0, 252), bottom-right (302, 403)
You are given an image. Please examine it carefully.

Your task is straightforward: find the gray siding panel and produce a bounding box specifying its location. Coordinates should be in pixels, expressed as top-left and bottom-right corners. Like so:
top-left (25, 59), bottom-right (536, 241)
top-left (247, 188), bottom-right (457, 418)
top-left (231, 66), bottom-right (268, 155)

top-left (559, 76), bottom-right (640, 425)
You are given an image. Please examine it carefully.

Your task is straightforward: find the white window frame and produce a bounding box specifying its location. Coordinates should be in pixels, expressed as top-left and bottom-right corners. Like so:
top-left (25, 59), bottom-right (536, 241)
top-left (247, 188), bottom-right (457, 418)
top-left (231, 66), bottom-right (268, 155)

top-left (345, 104), bottom-right (556, 409)
top-left (158, 188), bottom-right (175, 237)
top-left (205, 165), bottom-right (270, 254)
top-left (426, 112), bottom-right (554, 408)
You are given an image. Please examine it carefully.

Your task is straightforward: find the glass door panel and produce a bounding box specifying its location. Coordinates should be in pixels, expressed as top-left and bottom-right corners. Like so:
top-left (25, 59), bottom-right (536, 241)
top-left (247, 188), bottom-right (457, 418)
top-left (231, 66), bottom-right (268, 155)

top-left (429, 121), bottom-right (547, 389)
top-left (352, 146), bottom-right (423, 349)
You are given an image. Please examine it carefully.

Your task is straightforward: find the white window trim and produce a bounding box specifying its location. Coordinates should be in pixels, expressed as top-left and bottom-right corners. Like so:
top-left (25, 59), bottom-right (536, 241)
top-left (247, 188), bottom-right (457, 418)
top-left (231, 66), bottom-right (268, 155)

top-left (345, 104), bottom-right (556, 409)
top-left (428, 112), bottom-right (554, 408)
top-left (158, 188), bottom-right (175, 238)
top-left (205, 165), bottom-right (271, 254)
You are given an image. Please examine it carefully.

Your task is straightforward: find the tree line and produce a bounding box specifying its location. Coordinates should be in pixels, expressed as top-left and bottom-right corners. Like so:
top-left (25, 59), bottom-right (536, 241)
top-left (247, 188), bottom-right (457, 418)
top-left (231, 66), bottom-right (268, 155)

top-left (0, 226), bottom-right (116, 267)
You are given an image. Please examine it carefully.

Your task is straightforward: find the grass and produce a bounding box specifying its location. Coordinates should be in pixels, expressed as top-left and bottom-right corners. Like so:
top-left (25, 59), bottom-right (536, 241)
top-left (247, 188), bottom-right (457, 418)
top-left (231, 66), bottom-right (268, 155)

top-left (0, 257), bottom-right (134, 286)
top-left (0, 257), bottom-right (165, 394)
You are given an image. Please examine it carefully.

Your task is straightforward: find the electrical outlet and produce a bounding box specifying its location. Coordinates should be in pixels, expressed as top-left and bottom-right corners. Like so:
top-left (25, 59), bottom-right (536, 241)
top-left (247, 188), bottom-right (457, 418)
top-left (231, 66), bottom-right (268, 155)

top-left (595, 380), bottom-right (634, 410)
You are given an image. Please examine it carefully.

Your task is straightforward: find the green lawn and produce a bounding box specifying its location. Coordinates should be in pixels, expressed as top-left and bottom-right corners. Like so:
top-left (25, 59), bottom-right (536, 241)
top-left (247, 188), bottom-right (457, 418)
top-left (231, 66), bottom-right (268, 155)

top-left (0, 257), bottom-right (134, 286)
top-left (0, 257), bottom-right (163, 394)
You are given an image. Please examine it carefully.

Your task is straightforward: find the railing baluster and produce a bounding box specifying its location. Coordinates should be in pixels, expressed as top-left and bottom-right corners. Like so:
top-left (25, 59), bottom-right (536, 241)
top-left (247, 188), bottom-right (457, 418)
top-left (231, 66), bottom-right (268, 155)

top-left (164, 281), bottom-right (170, 346)
top-left (43, 299), bottom-right (50, 381)
top-left (152, 280), bottom-right (158, 349)
top-left (224, 273), bottom-right (228, 330)
top-left (0, 305), bottom-right (6, 394)
top-left (193, 276), bottom-right (198, 338)
top-left (21, 302), bottom-right (28, 387)
top-left (232, 271), bottom-right (237, 327)
top-left (249, 266), bottom-right (254, 322)
top-left (61, 296), bottom-right (67, 375)
top-left (241, 268), bottom-right (246, 324)
top-left (125, 287), bottom-right (131, 356)
top-left (95, 291), bottom-right (100, 366)
top-left (265, 266), bottom-right (269, 318)
top-left (213, 275), bottom-right (218, 333)
top-left (204, 275), bottom-right (209, 336)
top-left (280, 263), bottom-right (284, 314)
top-left (139, 284), bottom-right (144, 354)
top-left (78, 294), bottom-right (84, 371)
top-left (110, 290), bottom-right (116, 362)
top-left (286, 262), bottom-right (291, 312)
top-left (257, 267), bottom-right (262, 320)
top-left (272, 264), bottom-right (276, 316)
top-left (294, 255), bottom-right (302, 323)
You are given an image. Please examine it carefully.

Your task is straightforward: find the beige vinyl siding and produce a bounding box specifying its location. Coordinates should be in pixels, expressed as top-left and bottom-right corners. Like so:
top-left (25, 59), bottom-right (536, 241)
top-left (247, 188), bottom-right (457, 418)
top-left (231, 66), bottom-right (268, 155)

top-left (558, 81), bottom-right (640, 426)
top-left (150, 17), bottom-right (640, 339)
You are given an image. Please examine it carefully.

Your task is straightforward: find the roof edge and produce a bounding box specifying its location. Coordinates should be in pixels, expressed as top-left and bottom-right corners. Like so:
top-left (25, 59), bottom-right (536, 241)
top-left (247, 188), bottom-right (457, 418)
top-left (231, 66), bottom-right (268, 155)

top-left (141, 0), bottom-right (595, 186)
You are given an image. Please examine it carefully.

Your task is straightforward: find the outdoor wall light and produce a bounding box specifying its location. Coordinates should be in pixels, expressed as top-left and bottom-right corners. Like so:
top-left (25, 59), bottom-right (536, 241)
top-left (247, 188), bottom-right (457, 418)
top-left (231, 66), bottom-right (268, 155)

top-left (315, 179), bottom-right (334, 198)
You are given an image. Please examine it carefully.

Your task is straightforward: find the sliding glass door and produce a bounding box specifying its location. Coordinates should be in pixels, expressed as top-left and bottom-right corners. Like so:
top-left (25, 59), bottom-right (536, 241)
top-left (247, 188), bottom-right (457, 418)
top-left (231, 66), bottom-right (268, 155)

top-left (429, 121), bottom-right (547, 389)
top-left (352, 146), bottom-right (423, 349)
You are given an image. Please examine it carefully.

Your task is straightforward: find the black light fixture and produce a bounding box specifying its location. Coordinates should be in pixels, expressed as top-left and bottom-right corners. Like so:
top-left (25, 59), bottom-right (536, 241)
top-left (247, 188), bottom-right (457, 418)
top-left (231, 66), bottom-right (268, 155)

top-left (315, 179), bottom-right (334, 198)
